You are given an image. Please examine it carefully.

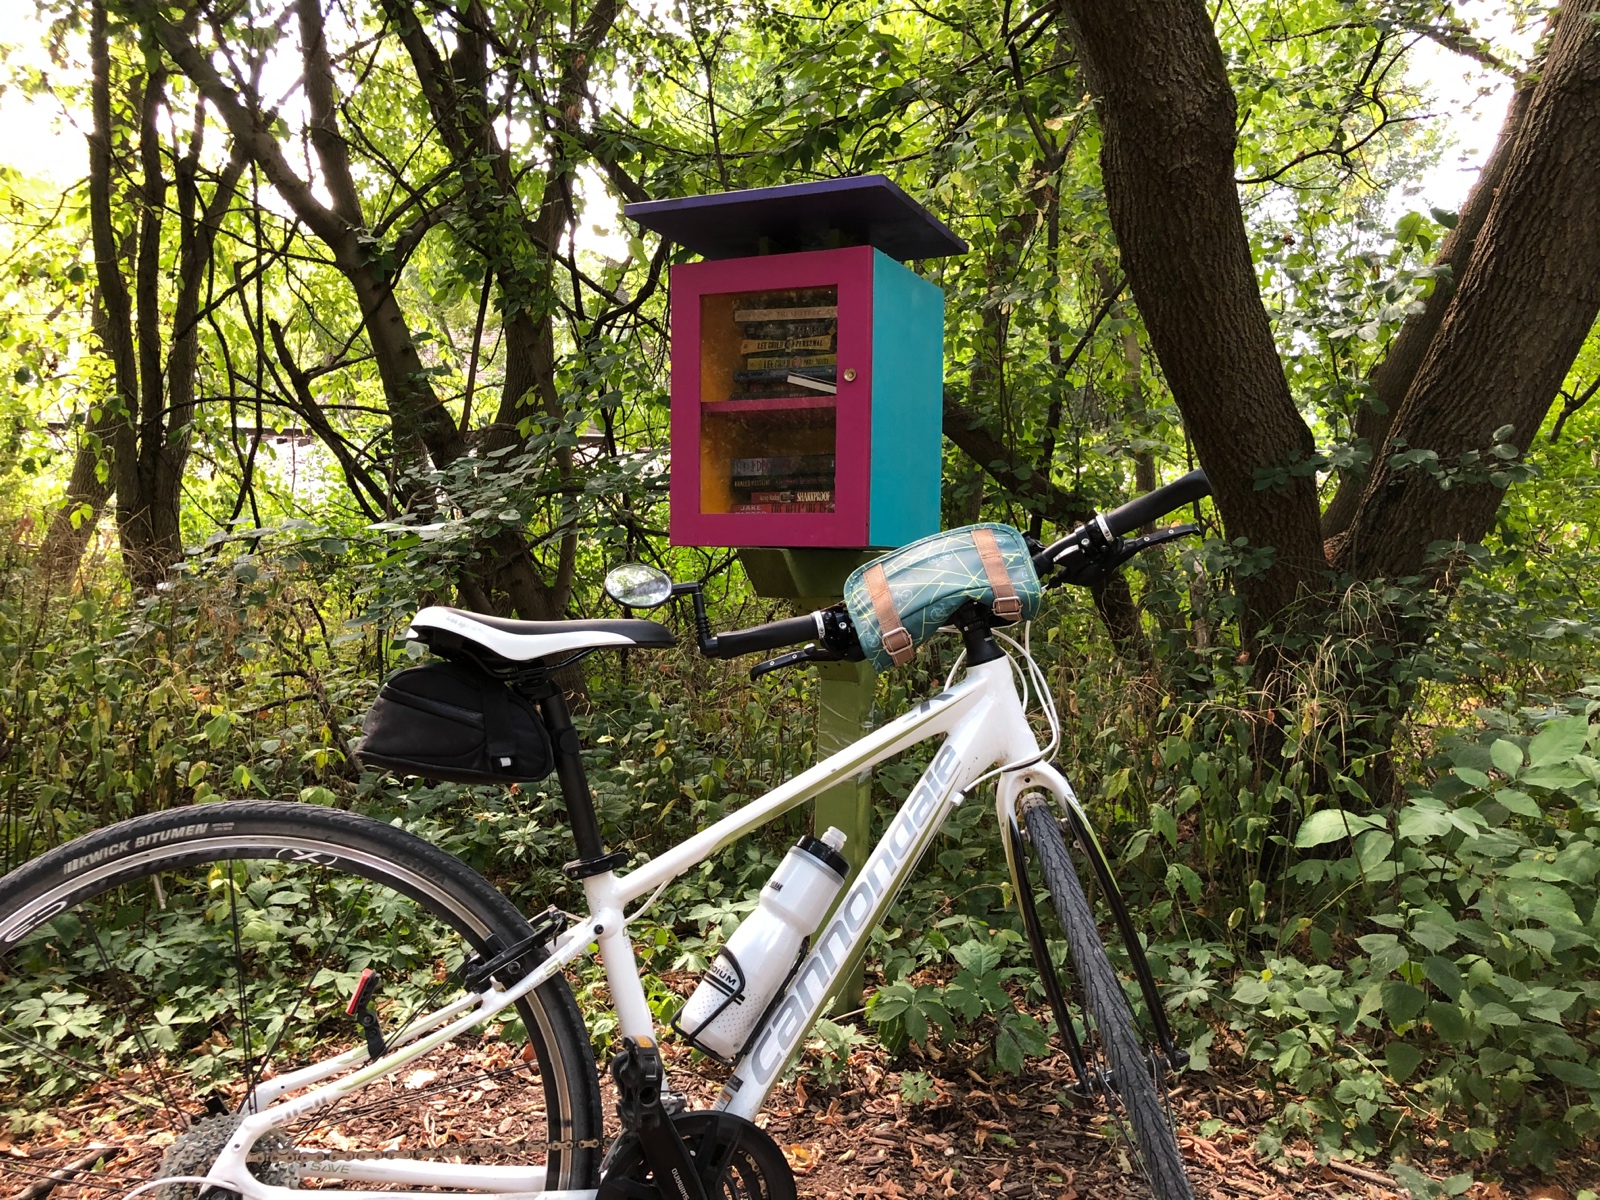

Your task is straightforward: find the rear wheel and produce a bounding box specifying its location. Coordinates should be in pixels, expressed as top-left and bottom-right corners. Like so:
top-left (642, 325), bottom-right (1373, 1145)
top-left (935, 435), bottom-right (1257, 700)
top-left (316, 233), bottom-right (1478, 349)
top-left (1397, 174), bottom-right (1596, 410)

top-left (0, 801), bottom-right (602, 1196)
top-left (1021, 798), bottom-right (1195, 1200)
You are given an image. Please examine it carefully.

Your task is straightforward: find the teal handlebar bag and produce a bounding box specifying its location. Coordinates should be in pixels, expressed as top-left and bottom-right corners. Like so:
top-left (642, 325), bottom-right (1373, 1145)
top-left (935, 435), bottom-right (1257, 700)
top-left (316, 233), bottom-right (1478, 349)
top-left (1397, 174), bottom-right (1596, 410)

top-left (843, 524), bottom-right (1043, 673)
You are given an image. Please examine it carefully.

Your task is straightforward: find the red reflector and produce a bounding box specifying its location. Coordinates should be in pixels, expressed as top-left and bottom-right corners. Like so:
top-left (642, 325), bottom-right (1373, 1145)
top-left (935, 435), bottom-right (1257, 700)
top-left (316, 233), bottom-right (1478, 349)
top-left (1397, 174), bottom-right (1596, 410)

top-left (346, 967), bottom-right (378, 1015)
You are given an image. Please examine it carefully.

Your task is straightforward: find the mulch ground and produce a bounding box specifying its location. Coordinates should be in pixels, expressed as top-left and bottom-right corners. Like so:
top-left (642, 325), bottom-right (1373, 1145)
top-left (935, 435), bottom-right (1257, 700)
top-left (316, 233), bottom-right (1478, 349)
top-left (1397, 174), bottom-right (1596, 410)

top-left (3, 1034), bottom-right (1595, 1200)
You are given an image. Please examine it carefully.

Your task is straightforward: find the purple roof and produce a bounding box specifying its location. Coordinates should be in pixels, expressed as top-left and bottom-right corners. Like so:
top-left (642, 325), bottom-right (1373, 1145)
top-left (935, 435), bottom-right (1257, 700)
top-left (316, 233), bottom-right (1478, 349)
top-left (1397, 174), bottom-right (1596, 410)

top-left (624, 175), bottom-right (967, 262)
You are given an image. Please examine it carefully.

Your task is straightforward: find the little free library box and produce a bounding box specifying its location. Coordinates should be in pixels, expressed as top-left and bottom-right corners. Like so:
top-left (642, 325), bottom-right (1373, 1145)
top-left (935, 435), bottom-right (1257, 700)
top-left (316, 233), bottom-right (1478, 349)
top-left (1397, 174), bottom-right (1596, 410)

top-left (627, 176), bottom-right (966, 550)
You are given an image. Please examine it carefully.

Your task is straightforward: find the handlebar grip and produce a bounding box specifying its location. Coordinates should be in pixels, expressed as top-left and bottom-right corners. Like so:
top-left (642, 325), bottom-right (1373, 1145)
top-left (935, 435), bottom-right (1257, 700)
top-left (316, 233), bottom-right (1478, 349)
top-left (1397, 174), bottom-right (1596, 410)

top-left (707, 613), bottom-right (821, 659)
top-left (1101, 469), bottom-right (1211, 538)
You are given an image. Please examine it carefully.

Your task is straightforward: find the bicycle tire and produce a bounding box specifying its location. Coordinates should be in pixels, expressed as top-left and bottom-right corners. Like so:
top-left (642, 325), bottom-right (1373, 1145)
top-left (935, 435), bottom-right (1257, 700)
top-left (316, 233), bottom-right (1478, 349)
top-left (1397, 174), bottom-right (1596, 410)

top-left (0, 800), bottom-right (603, 1194)
top-left (1021, 798), bottom-right (1195, 1200)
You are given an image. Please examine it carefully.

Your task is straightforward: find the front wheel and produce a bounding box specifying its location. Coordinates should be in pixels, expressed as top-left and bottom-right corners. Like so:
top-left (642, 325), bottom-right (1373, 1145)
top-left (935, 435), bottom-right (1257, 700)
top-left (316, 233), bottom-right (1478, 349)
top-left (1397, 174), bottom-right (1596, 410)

top-left (1021, 798), bottom-right (1196, 1200)
top-left (0, 801), bottom-right (603, 1197)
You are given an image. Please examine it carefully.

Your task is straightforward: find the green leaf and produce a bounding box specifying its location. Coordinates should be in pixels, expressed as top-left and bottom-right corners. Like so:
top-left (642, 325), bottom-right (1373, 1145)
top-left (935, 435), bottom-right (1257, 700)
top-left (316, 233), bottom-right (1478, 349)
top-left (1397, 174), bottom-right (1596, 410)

top-left (1389, 1161), bottom-right (1444, 1199)
top-left (1422, 956), bottom-right (1464, 999)
top-left (1476, 1002), bottom-right (1521, 1027)
top-left (1385, 1041), bottom-right (1424, 1083)
top-left (993, 1011), bottom-right (1049, 1075)
top-left (1494, 789), bottom-right (1541, 818)
top-left (1489, 739), bottom-right (1523, 778)
top-left (1166, 862), bottom-right (1203, 903)
top-left (1527, 715), bottom-right (1590, 768)
top-left (1149, 803), bottom-right (1178, 848)
top-left (1544, 1058), bottom-right (1600, 1089)
top-left (1427, 1001), bottom-right (1469, 1043)
top-left (1295, 808), bottom-right (1385, 848)
top-left (1381, 980), bottom-right (1427, 1024)
top-left (1399, 801), bottom-right (1453, 842)
top-left (203, 713), bottom-right (234, 747)
top-left (1232, 976), bottom-right (1271, 1006)
top-left (1521, 764), bottom-right (1588, 790)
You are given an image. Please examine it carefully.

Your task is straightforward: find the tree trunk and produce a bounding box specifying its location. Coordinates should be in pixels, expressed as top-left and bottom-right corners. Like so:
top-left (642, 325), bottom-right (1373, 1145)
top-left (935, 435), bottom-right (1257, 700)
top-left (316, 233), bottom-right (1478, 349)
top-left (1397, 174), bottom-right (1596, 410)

top-left (1321, 81), bottom-right (1535, 544)
top-left (1337, 0), bottom-right (1600, 583)
top-left (38, 417), bottom-right (113, 587)
top-left (1055, 0), bottom-right (1328, 642)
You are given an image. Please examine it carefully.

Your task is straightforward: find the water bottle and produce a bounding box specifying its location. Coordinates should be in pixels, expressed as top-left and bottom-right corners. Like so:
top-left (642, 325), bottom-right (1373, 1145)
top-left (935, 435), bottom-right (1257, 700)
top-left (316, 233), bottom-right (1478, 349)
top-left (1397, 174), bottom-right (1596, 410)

top-left (677, 827), bottom-right (850, 1060)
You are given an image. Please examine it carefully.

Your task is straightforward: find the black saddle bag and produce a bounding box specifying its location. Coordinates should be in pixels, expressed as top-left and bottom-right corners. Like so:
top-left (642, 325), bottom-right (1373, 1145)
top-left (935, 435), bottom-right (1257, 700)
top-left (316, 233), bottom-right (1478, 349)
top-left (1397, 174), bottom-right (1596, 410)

top-left (355, 660), bottom-right (554, 785)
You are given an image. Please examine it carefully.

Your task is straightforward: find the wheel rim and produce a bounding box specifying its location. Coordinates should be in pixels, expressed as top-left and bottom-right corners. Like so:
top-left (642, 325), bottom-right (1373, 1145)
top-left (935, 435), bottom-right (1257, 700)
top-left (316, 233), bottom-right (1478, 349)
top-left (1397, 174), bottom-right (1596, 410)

top-left (0, 840), bottom-right (565, 1197)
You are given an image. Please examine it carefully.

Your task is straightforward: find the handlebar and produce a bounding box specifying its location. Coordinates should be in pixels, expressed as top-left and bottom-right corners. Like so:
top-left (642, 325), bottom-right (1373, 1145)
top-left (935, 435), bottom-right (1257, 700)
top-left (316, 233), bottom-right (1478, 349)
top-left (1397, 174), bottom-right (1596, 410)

top-left (652, 469), bottom-right (1211, 675)
top-left (699, 612), bottom-right (821, 660)
top-left (1033, 468), bottom-right (1210, 584)
top-left (1100, 468), bottom-right (1211, 538)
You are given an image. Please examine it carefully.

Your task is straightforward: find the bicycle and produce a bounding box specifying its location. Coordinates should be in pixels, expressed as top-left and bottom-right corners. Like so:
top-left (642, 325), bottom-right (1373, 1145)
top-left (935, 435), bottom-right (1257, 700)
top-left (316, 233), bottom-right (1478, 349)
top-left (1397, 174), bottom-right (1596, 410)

top-left (0, 470), bottom-right (1213, 1200)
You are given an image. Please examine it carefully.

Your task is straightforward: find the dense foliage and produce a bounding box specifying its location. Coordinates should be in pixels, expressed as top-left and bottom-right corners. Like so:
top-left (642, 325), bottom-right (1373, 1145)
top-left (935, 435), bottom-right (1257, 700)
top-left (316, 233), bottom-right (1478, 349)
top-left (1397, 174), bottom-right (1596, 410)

top-left (1, 0), bottom-right (1598, 1190)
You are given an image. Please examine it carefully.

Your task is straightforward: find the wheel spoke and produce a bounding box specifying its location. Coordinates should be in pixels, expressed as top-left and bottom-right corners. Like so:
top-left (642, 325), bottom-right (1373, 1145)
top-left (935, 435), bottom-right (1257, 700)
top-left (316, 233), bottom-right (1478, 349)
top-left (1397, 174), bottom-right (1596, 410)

top-left (82, 906), bottom-right (187, 1129)
top-left (225, 860), bottom-right (258, 1103)
top-left (0, 803), bottom-right (597, 1192)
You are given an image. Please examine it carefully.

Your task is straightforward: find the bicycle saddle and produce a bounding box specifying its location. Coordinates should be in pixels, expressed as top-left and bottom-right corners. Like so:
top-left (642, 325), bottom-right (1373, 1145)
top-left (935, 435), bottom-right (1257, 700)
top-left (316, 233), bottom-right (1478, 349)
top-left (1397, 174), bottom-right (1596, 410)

top-left (409, 606), bottom-right (675, 661)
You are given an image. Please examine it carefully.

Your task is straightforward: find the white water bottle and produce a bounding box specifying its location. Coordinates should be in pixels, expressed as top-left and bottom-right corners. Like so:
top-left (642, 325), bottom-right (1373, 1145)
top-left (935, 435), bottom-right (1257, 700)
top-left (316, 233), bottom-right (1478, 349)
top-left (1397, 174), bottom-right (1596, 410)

top-left (677, 827), bottom-right (850, 1060)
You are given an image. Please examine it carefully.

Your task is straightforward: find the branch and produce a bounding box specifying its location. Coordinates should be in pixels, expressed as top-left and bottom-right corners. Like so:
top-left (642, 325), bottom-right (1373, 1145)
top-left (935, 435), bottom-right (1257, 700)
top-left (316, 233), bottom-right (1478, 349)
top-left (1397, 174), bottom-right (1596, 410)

top-left (1550, 376), bottom-right (1599, 443)
top-left (942, 388), bottom-right (1091, 526)
top-left (267, 318), bottom-right (389, 519)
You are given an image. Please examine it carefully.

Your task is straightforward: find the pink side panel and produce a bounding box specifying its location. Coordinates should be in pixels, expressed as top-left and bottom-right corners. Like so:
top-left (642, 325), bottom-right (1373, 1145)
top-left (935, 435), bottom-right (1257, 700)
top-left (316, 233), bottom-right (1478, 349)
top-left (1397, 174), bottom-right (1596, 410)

top-left (670, 246), bottom-right (875, 548)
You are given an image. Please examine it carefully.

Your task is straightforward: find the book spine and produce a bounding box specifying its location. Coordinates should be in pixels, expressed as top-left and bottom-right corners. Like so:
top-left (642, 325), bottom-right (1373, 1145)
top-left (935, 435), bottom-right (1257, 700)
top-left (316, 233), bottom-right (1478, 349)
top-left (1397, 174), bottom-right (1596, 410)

top-left (747, 490), bottom-right (834, 504)
top-left (732, 306), bottom-right (839, 322)
top-left (741, 354), bottom-right (837, 371)
top-left (730, 502), bottom-right (834, 514)
top-left (740, 334), bottom-right (835, 354)
top-left (732, 366), bottom-right (837, 384)
top-left (729, 455), bottom-right (836, 476)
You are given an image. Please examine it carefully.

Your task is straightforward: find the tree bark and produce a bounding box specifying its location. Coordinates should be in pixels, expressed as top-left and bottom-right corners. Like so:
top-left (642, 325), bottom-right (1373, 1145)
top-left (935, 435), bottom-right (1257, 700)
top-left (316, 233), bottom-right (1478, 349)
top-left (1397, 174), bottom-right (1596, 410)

top-left (1338, 0), bottom-right (1600, 583)
top-left (146, 1), bottom-right (580, 625)
top-left (88, 0), bottom-right (144, 581)
top-left (381, 0), bottom-right (622, 620)
top-left (1055, 0), bottom-right (1328, 639)
top-left (1321, 81), bottom-right (1535, 543)
top-left (38, 415), bottom-right (113, 586)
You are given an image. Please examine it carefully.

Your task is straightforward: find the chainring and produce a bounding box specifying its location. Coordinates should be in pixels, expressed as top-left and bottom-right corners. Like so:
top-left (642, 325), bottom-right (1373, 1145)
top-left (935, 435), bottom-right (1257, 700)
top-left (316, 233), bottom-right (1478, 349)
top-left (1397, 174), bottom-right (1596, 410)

top-left (598, 1112), bottom-right (797, 1200)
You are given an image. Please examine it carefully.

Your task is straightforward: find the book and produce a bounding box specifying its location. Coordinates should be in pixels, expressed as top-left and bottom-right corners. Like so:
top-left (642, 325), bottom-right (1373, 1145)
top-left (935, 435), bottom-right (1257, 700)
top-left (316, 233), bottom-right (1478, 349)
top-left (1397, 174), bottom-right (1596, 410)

top-left (742, 353), bottom-right (837, 371)
top-left (730, 455), bottom-right (835, 477)
top-left (730, 502), bottom-right (834, 514)
top-left (740, 334), bottom-right (835, 354)
top-left (732, 366), bottom-right (837, 384)
top-left (747, 490), bottom-right (833, 504)
top-left (733, 305), bottom-right (839, 323)
top-left (725, 391), bottom-right (840, 403)
top-left (738, 319), bottom-right (837, 341)
top-left (732, 480), bottom-right (834, 496)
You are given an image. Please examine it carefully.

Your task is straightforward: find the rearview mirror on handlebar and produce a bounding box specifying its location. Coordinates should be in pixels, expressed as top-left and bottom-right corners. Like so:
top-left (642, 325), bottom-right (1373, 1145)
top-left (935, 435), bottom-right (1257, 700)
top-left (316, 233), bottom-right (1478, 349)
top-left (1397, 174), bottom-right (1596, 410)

top-left (603, 563), bottom-right (674, 610)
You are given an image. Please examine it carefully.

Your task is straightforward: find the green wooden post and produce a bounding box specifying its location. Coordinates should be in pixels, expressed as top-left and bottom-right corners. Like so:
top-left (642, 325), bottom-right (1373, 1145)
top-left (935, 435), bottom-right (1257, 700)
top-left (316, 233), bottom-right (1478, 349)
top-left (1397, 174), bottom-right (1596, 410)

top-left (739, 548), bottom-right (877, 1009)
top-left (811, 657), bottom-right (875, 1008)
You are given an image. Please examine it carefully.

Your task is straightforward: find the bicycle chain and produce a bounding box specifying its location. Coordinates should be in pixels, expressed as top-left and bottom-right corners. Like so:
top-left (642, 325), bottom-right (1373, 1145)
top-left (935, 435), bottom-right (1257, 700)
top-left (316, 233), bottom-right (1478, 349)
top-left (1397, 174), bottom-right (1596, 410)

top-left (247, 1138), bottom-right (603, 1166)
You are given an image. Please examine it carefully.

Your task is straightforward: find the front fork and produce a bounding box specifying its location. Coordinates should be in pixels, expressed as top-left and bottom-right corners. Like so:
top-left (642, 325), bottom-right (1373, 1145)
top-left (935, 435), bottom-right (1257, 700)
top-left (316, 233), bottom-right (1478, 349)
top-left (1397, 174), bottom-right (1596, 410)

top-left (994, 764), bottom-right (1188, 1088)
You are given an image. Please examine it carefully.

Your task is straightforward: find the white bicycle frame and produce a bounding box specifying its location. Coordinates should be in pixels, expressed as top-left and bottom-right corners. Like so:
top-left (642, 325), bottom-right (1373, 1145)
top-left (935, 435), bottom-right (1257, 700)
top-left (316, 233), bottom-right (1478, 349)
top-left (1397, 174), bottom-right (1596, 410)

top-left (200, 650), bottom-right (1085, 1200)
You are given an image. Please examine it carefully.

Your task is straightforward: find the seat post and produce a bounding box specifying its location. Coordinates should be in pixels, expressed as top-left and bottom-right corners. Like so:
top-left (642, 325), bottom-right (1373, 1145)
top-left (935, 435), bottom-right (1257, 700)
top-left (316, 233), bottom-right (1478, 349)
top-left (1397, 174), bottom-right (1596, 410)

top-left (535, 688), bottom-right (618, 871)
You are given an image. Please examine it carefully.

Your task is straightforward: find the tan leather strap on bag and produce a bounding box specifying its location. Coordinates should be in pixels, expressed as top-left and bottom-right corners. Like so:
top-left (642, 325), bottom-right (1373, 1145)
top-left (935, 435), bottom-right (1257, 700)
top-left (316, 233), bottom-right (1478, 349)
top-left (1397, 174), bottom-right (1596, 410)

top-left (973, 527), bottom-right (1022, 621)
top-left (864, 563), bottom-right (915, 665)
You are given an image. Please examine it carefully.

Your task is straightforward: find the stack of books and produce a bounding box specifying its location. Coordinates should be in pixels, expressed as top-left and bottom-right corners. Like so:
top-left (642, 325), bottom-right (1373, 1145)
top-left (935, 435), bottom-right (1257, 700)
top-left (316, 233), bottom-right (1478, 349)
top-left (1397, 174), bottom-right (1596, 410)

top-left (727, 290), bottom-right (839, 401)
top-left (729, 455), bottom-right (836, 513)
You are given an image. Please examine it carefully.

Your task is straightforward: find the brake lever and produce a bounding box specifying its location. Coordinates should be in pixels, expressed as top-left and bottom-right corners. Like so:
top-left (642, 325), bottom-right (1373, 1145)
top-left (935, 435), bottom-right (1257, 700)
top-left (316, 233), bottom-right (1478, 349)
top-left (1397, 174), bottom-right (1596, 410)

top-left (749, 643), bottom-right (845, 681)
top-left (1049, 523), bottom-right (1199, 588)
top-left (1122, 523), bottom-right (1199, 555)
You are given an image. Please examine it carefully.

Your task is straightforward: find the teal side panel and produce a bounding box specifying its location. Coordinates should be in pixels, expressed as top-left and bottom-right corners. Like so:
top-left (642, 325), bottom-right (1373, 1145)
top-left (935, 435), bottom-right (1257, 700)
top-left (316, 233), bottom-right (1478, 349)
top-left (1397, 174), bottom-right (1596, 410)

top-left (870, 252), bottom-right (944, 547)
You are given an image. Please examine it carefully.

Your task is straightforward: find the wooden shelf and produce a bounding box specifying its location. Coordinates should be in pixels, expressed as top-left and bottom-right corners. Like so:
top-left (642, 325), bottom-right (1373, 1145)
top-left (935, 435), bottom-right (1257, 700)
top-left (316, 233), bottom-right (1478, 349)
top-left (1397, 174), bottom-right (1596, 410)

top-left (702, 395), bottom-right (837, 414)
